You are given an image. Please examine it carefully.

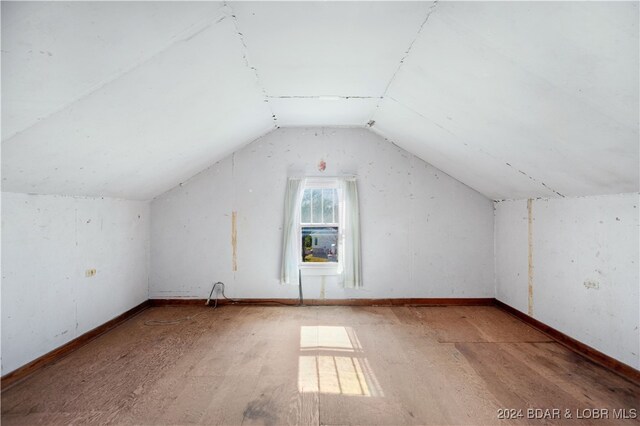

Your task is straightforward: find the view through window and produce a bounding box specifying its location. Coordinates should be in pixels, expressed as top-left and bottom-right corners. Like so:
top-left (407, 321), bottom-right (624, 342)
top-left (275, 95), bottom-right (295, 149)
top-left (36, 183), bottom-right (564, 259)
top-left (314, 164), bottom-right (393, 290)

top-left (301, 187), bottom-right (339, 263)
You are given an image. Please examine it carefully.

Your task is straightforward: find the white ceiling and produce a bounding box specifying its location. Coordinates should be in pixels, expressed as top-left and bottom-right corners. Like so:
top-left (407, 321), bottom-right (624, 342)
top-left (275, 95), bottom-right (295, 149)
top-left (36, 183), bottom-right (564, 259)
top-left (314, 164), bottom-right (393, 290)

top-left (372, 1), bottom-right (639, 200)
top-left (2, 1), bottom-right (638, 200)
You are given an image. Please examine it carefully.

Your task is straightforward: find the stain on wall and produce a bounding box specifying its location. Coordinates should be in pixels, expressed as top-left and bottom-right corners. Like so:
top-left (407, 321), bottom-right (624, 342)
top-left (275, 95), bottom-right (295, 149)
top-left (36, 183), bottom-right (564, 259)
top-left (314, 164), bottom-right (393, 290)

top-left (527, 198), bottom-right (534, 316)
top-left (232, 211), bottom-right (238, 272)
top-left (583, 279), bottom-right (599, 290)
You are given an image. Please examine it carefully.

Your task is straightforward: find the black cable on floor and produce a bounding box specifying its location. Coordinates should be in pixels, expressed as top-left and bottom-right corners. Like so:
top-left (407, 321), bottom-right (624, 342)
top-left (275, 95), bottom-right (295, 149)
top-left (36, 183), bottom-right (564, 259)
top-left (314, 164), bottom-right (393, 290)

top-left (206, 282), bottom-right (296, 307)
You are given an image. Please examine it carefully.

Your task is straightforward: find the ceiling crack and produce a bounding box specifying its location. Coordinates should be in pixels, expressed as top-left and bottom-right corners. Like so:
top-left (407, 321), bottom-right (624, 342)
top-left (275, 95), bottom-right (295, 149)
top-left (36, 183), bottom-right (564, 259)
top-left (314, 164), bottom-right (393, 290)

top-left (223, 2), bottom-right (279, 128)
top-left (381, 0), bottom-right (439, 98)
top-left (367, 0), bottom-right (439, 125)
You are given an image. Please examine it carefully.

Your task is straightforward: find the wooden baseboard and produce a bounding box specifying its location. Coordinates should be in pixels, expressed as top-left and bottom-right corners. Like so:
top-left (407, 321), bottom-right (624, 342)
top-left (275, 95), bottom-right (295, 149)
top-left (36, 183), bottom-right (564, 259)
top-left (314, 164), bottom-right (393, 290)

top-left (1, 300), bottom-right (151, 391)
top-left (149, 298), bottom-right (210, 306)
top-left (150, 297), bottom-right (496, 307)
top-left (494, 299), bottom-right (640, 385)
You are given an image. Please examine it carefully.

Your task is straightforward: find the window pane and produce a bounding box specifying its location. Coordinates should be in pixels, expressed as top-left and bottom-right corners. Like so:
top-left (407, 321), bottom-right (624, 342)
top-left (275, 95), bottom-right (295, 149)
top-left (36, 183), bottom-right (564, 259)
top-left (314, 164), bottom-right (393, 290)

top-left (333, 189), bottom-right (339, 223)
top-left (301, 189), bottom-right (311, 223)
top-left (301, 227), bottom-right (338, 262)
top-left (312, 189), bottom-right (322, 224)
top-left (322, 189), bottom-right (334, 223)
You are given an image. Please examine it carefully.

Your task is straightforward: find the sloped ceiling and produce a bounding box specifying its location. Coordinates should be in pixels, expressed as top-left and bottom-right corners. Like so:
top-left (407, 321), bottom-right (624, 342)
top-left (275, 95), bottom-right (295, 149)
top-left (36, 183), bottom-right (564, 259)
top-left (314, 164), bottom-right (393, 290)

top-left (1, 1), bottom-right (274, 200)
top-left (2, 1), bottom-right (638, 200)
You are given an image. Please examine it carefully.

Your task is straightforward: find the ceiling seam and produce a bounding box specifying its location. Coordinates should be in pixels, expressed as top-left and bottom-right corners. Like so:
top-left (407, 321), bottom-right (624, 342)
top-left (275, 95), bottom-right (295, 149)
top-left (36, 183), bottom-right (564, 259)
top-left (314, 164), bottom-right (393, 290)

top-left (367, 0), bottom-right (439, 126)
top-left (384, 96), bottom-right (565, 198)
top-left (2, 8), bottom-right (230, 144)
top-left (266, 96), bottom-right (382, 100)
top-left (223, 2), bottom-right (279, 129)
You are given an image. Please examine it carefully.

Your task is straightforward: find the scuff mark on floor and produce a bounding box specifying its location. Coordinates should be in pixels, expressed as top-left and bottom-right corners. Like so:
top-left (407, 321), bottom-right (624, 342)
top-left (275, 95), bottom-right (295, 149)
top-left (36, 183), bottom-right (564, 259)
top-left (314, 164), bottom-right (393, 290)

top-left (243, 391), bottom-right (279, 426)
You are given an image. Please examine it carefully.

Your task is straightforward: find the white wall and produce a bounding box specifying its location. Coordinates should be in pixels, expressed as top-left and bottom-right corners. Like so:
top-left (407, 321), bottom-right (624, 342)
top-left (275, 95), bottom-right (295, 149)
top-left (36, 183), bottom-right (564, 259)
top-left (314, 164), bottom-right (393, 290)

top-left (495, 193), bottom-right (640, 369)
top-left (150, 127), bottom-right (494, 300)
top-left (1, 192), bottom-right (149, 375)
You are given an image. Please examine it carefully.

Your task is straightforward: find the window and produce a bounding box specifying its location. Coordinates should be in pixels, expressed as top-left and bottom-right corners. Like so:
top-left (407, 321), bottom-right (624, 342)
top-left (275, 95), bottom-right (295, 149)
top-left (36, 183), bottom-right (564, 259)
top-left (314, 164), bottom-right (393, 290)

top-left (281, 176), bottom-right (360, 286)
top-left (300, 182), bottom-right (339, 264)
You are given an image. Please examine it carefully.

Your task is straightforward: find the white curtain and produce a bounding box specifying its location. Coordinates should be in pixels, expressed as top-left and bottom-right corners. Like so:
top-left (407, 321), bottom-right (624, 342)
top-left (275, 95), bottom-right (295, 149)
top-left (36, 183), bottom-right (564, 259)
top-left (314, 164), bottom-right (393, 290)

top-left (280, 178), bottom-right (305, 285)
top-left (338, 178), bottom-right (362, 288)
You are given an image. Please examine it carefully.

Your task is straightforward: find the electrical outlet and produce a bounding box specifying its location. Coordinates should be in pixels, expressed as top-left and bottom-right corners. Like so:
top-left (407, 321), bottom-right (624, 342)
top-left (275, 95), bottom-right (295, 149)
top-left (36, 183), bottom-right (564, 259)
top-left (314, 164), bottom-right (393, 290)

top-left (85, 268), bottom-right (97, 277)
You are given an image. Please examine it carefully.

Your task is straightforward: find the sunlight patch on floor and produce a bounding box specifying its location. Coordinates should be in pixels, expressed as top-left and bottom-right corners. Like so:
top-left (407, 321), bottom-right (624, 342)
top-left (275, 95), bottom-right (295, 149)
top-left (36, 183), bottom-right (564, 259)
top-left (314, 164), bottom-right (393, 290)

top-left (298, 326), bottom-right (383, 397)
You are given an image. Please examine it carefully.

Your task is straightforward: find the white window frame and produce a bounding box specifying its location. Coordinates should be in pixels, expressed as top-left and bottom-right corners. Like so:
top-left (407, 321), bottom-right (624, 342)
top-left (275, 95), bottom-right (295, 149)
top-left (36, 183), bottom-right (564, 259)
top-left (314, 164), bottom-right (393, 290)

top-left (299, 177), bottom-right (342, 275)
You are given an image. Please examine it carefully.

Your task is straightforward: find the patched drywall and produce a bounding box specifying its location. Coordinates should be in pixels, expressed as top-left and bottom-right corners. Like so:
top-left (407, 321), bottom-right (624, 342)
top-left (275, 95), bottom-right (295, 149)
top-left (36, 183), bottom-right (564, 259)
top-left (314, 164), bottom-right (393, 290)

top-left (1, 192), bottom-right (150, 375)
top-left (495, 193), bottom-right (640, 368)
top-left (150, 127), bottom-right (494, 300)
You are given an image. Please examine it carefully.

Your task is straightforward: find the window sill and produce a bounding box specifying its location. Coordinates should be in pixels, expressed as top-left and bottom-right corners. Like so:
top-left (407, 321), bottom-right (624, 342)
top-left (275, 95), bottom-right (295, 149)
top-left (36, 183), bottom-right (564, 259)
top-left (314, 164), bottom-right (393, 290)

top-left (299, 264), bottom-right (339, 276)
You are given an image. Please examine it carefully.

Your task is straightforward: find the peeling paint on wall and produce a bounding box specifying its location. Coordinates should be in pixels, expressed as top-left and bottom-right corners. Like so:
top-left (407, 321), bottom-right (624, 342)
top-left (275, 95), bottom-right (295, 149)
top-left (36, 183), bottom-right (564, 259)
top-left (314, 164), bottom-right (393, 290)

top-left (527, 198), bottom-right (534, 316)
top-left (231, 211), bottom-right (238, 272)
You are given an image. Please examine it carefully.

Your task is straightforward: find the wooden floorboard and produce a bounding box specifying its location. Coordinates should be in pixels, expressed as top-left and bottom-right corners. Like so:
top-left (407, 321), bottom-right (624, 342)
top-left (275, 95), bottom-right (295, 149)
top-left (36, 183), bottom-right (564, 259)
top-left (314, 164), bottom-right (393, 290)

top-left (2, 305), bottom-right (638, 425)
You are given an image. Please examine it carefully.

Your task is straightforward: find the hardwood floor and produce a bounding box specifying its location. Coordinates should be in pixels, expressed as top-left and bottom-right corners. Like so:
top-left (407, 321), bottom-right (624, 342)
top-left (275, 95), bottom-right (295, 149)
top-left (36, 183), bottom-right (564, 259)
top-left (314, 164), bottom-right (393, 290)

top-left (2, 305), bottom-right (638, 425)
